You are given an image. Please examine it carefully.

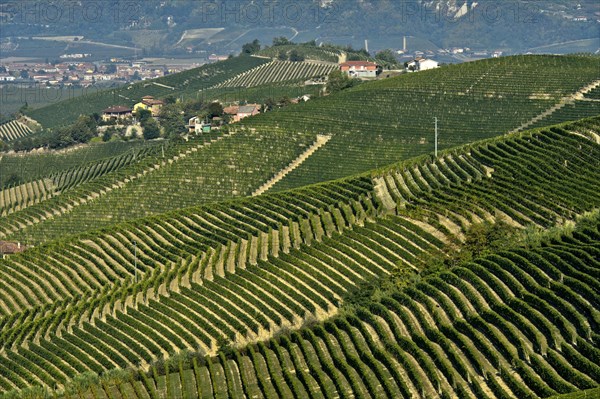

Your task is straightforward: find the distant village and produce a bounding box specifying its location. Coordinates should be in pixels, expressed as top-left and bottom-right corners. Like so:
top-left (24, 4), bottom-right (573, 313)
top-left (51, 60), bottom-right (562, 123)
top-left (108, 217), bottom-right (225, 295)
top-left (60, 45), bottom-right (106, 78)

top-left (0, 40), bottom-right (505, 90)
top-left (0, 57), bottom-right (223, 88)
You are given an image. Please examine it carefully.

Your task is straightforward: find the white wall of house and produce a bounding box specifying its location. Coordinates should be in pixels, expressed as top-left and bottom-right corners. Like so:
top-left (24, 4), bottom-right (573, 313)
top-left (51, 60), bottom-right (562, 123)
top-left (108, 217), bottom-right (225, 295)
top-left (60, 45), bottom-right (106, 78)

top-left (419, 59), bottom-right (439, 71)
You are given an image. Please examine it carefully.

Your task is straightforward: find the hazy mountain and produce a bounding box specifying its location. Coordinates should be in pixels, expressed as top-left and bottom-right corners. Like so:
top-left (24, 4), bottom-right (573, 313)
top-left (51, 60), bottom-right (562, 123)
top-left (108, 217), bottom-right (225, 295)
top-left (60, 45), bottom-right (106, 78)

top-left (0, 0), bottom-right (598, 53)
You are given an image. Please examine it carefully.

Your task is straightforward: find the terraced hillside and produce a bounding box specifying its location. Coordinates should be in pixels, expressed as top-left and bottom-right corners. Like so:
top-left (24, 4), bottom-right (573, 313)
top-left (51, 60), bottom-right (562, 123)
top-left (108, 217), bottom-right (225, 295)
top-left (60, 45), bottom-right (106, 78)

top-left (0, 120), bottom-right (32, 142)
top-left (0, 142), bottom-right (162, 217)
top-left (6, 55), bottom-right (598, 245)
top-left (237, 55), bottom-right (599, 191)
top-left (0, 128), bottom-right (322, 243)
top-left (213, 60), bottom-right (336, 88)
top-left (65, 226), bottom-right (600, 399)
top-left (0, 140), bottom-right (159, 189)
top-left (0, 117), bottom-right (598, 397)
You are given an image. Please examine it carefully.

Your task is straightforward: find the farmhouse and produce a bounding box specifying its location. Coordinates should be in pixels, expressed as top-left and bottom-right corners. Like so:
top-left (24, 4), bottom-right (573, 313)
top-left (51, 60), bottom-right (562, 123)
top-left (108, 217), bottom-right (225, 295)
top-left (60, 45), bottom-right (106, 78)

top-left (133, 96), bottom-right (165, 117)
top-left (339, 61), bottom-right (378, 78)
top-left (224, 104), bottom-right (261, 123)
top-left (102, 106), bottom-right (133, 121)
top-left (237, 104), bottom-right (261, 121)
top-left (406, 57), bottom-right (439, 72)
top-left (188, 116), bottom-right (211, 133)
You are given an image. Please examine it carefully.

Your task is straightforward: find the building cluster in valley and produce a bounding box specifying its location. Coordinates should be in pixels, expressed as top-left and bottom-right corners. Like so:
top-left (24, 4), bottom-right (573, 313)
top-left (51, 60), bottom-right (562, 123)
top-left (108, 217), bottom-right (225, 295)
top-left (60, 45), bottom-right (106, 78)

top-left (0, 59), bottom-right (204, 87)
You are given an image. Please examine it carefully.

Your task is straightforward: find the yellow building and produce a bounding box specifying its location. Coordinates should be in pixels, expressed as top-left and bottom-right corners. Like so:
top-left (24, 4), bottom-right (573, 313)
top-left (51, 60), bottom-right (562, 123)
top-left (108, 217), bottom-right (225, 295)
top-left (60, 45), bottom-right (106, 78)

top-left (133, 96), bottom-right (164, 117)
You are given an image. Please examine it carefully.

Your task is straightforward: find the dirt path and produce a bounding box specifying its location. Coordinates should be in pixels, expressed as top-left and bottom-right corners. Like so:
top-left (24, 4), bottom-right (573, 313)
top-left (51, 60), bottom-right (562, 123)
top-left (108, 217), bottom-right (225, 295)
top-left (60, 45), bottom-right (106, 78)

top-left (252, 135), bottom-right (331, 196)
top-left (510, 79), bottom-right (600, 133)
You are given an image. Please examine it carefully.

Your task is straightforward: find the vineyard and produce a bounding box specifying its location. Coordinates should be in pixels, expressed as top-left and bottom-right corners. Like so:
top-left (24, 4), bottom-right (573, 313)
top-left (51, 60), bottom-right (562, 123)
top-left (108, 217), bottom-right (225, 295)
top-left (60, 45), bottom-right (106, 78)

top-left (0, 54), bottom-right (599, 399)
top-left (24, 57), bottom-right (336, 129)
top-left (26, 56), bottom-right (270, 129)
top-left (257, 45), bottom-right (343, 63)
top-left (238, 55), bottom-right (600, 191)
top-left (60, 226), bottom-right (600, 399)
top-left (0, 140), bottom-right (159, 189)
top-left (0, 115), bottom-right (598, 397)
top-left (0, 120), bottom-right (32, 142)
top-left (0, 56), bottom-right (598, 244)
top-left (0, 128), bottom-right (324, 244)
top-left (213, 60), bottom-right (337, 89)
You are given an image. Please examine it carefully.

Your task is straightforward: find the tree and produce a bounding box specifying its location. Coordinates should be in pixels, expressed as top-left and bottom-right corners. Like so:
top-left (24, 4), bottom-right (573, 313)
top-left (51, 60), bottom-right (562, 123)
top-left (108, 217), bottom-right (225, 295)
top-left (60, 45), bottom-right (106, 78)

top-left (277, 51), bottom-right (288, 61)
top-left (136, 108), bottom-right (152, 124)
top-left (158, 103), bottom-right (186, 136)
top-left (142, 119), bottom-right (161, 140)
top-left (206, 102), bottom-right (224, 119)
top-left (106, 64), bottom-right (117, 74)
top-left (102, 129), bottom-right (113, 142)
top-left (261, 98), bottom-right (277, 112)
top-left (20, 70), bottom-right (29, 79)
top-left (326, 70), bottom-right (358, 94)
top-left (289, 50), bottom-right (305, 62)
top-left (272, 37), bottom-right (291, 46)
top-left (164, 95), bottom-right (177, 105)
top-left (278, 97), bottom-right (292, 107)
top-left (241, 39), bottom-right (261, 55)
top-left (375, 49), bottom-right (399, 66)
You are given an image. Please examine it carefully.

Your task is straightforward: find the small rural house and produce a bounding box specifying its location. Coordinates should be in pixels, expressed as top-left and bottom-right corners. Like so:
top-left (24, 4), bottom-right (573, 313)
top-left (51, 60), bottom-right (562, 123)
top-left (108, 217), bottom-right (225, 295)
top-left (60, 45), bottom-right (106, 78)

top-left (406, 57), bottom-right (439, 72)
top-left (236, 104), bottom-right (261, 121)
top-left (339, 61), bottom-right (378, 78)
top-left (224, 104), bottom-right (261, 123)
top-left (188, 116), bottom-right (211, 133)
top-left (133, 96), bottom-right (165, 117)
top-left (102, 106), bottom-right (133, 121)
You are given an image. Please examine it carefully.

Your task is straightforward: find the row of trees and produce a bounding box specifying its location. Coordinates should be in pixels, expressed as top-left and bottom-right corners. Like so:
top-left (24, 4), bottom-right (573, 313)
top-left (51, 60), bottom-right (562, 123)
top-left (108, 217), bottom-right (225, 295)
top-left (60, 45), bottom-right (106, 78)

top-left (243, 37), bottom-right (400, 68)
top-left (10, 115), bottom-right (97, 152)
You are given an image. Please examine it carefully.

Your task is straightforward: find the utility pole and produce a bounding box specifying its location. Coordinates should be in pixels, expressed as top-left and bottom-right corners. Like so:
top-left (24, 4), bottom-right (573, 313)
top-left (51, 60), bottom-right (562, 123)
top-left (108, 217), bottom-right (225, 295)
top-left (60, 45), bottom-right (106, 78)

top-left (134, 240), bottom-right (137, 282)
top-left (435, 117), bottom-right (438, 158)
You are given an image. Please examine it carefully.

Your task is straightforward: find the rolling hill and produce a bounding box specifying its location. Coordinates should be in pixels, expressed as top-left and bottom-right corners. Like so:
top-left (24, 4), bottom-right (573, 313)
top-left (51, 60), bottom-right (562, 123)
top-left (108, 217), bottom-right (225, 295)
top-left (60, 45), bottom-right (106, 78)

top-left (3, 55), bottom-right (598, 246)
top-left (24, 57), bottom-right (335, 130)
top-left (0, 51), bottom-right (599, 399)
top-left (0, 115), bottom-right (598, 397)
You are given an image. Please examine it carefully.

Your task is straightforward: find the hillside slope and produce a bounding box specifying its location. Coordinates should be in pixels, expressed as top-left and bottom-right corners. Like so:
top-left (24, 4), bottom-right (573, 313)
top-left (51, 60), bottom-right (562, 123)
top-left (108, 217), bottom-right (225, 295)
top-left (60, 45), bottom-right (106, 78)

top-left (0, 116), bottom-right (598, 397)
top-left (242, 55), bottom-right (599, 191)
top-left (61, 222), bottom-right (600, 399)
top-left (6, 55), bottom-right (598, 244)
top-left (24, 56), bottom-right (335, 129)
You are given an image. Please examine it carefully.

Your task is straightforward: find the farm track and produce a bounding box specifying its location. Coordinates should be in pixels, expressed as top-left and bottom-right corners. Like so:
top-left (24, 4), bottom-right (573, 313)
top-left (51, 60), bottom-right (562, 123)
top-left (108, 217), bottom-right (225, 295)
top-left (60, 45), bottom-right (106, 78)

top-left (252, 135), bottom-right (331, 196)
top-left (511, 79), bottom-right (600, 133)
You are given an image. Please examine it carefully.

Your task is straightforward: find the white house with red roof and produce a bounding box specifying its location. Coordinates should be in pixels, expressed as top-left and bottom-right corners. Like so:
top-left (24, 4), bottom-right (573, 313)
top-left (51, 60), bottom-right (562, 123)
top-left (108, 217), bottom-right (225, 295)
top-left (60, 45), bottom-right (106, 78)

top-left (339, 61), bottom-right (378, 78)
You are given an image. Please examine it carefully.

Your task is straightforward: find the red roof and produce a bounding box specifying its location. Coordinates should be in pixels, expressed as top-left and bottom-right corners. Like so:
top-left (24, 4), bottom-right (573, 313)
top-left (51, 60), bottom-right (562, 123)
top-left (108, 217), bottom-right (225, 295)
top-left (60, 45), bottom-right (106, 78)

top-left (223, 105), bottom-right (240, 115)
top-left (340, 61), bottom-right (377, 67)
top-left (103, 106), bottom-right (132, 113)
